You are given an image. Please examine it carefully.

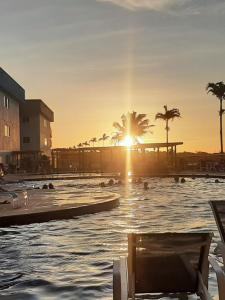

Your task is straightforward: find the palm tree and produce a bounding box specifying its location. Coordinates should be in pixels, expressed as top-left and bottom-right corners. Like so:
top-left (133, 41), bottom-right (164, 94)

top-left (155, 105), bottom-right (181, 150)
top-left (206, 81), bottom-right (225, 153)
top-left (83, 141), bottom-right (90, 147)
top-left (89, 137), bottom-right (97, 147)
top-left (113, 111), bottom-right (153, 144)
top-left (111, 132), bottom-right (123, 146)
top-left (99, 133), bottom-right (109, 146)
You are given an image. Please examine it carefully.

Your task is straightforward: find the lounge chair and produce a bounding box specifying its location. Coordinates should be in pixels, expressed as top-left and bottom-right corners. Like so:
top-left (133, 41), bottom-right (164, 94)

top-left (113, 232), bottom-right (225, 300)
top-left (209, 200), bottom-right (225, 264)
top-left (209, 201), bottom-right (225, 243)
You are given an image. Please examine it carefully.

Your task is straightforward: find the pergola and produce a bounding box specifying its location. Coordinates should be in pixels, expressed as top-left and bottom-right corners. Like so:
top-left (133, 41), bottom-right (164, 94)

top-left (52, 142), bottom-right (183, 172)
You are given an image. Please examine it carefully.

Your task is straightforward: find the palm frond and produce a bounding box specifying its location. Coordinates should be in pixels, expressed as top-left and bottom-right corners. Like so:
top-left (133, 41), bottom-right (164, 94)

top-left (113, 122), bottom-right (123, 131)
top-left (155, 113), bottom-right (166, 120)
top-left (206, 81), bottom-right (225, 99)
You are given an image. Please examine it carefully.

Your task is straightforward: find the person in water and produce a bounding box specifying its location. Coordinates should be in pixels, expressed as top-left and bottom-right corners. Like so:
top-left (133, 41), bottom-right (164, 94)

top-left (144, 182), bottom-right (149, 190)
top-left (215, 179), bottom-right (220, 183)
top-left (42, 184), bottom-right (48, 189)
top-left (48, 183), bottom-right (55, 189)
top-left (137, 178), bottom-right (142, 184)
top-left (108, 179), bottom-right (114, 186)
top-left (174, 176), bottom-right (179, 183)
top-left (99, 182), bottom-right (106, 187)
top-left (181, 178), bottom-right (186, 183)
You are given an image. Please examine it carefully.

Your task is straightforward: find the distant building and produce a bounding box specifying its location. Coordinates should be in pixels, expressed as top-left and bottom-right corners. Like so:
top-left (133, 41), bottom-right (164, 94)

top-left (0, 68), bottom-right (25, 164)
top-left (20, 99), bottom-right (54, 157)
top-left (0, 67), bottom-right (54, 168)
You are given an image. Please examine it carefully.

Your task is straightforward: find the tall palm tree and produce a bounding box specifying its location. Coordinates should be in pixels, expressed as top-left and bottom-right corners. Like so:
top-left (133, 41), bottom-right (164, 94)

top-left (99, 133), bottom-right (109, 146)
top-left (206, 81), bottom-right (225, 153)
top-left (111, 132), bottom-right (123, 146)
top-left (155, 105), bottom-right (181, 149)
top-left (113, 111), bottom-right (153, 144)
top-left (89, 137), bottom-right (97, 147)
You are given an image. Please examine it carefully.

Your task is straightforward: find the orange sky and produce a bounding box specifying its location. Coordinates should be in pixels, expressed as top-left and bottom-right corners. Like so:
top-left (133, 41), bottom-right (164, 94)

top-left (1, 0), bottom-right (225, 153)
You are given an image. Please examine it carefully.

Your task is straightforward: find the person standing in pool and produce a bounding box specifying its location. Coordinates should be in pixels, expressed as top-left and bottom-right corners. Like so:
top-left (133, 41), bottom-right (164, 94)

top-left (144, 182), bottom-right (149, 190)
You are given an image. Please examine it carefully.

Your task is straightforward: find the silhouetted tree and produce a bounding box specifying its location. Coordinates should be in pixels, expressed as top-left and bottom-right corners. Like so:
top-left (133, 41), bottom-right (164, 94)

top-left (206, 81), bottom-right (225, 153)
top-left (111, 132), bottom-right (123, 146)
top-left (89, 137), bottom-right (97, 147)
top-left (155, 105), bottom-right (181, 150)
top-left (83, 141), bottom-right (90, 147)
top-left (113, 111), bottom-right (153, 144)
top-left (99, 133), bottom-right (109, 146)
top-left (77, 143), bottom-right (83, 148)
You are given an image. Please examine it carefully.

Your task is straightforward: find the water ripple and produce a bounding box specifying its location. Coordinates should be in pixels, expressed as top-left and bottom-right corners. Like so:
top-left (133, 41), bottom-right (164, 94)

top-left (0, 177), bottom-right (224, 299)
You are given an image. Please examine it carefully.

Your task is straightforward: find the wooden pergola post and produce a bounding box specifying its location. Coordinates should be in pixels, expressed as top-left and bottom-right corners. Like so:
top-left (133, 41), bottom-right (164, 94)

top-left (157, 147), bottom-right (160, 162)
top-left (82, 150), bottom-right (85, 172)
top-left (174, 145), bottom-right (177, 169)
top-left (100, 149), bottom-right (103, 173)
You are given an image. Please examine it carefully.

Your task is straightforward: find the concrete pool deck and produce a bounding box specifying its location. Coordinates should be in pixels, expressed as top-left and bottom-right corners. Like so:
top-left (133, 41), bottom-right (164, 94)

top-left (0, 190), bottom-right (120, 227)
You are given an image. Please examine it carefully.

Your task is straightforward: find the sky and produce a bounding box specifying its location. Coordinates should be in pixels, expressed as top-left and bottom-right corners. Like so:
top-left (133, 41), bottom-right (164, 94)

top-left (1, 0), bottom-right (225, 152)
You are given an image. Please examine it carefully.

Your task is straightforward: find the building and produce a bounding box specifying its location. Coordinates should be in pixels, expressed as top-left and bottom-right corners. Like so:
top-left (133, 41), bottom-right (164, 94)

top-left (20, 99), bottom-right (54, 157)
top-left (0, 67), bottom-right (54, 169)
top-left (0, 67), bottom-right (25, 164)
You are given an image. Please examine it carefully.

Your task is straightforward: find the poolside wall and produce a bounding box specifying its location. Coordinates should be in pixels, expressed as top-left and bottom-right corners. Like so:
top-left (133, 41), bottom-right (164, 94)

top-left (0, 196), bottom-right (120, 227)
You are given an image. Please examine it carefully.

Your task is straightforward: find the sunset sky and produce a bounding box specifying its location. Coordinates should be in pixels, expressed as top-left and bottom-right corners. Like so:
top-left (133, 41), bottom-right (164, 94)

top-left (1, 0), bottom-right (225, 152)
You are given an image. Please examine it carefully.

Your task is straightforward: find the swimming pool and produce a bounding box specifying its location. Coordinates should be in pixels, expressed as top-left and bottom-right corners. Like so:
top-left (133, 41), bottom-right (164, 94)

top-left (0, 177), bottom-right (222, 299)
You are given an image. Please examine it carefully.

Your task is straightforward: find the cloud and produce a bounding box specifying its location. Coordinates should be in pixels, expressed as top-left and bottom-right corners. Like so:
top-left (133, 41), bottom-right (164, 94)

top-left (97, 0), bottom-right (187, 11)
top-left (97, 0), bottom-right (225, 15)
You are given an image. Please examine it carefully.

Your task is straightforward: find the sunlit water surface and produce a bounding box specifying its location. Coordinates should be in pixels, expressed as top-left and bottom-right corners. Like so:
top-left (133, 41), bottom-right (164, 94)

top-left (0, 177), bottom-right (223, 299)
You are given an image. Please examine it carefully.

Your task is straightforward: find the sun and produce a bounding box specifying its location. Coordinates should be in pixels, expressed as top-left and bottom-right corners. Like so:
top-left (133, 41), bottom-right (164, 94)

top-left (122, 135), bottom-right (134, 147)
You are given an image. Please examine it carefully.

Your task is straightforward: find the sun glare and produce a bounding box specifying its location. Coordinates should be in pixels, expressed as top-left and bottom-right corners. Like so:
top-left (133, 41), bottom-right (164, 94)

top-left (122, 135), bottom-right (134, 147)
top-left (136, 137), bottom-right (143, 144)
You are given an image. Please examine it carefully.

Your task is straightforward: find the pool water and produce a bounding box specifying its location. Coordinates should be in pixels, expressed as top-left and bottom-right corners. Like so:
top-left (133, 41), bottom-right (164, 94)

top-left (0, 177), bottom-right (223, 299)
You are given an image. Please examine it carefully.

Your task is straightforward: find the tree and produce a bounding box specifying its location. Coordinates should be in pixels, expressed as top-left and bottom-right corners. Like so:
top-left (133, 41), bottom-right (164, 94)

top-left (99, 133), bottom-right (109, 146)
top-left (206, 81), bottom-right (225, 153)
top-left (111, 132), bottom-right (123, 146)
top-left (89, 137), bottom-right (97, 147)
top-left (113, 111), bottom-right (153, 144)
top-left (155, 105), bottom-right (181, 150)
top-left (77, 143), bottom-right (83, 148)
top-left (83, 141), bottom-right (90, 147)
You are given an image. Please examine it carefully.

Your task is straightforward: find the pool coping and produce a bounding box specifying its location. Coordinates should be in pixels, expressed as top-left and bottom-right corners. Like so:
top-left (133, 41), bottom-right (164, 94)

top-left (0, 195), bottom-right (120, 228)
top-left (4, 172), bottom-right (225, 184)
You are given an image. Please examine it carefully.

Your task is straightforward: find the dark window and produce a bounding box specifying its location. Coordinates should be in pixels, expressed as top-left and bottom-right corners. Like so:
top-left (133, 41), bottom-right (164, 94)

top-left (22, 116), bottom-right (30, 123)
top-left (23, 137), bottom-right (31, 143)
